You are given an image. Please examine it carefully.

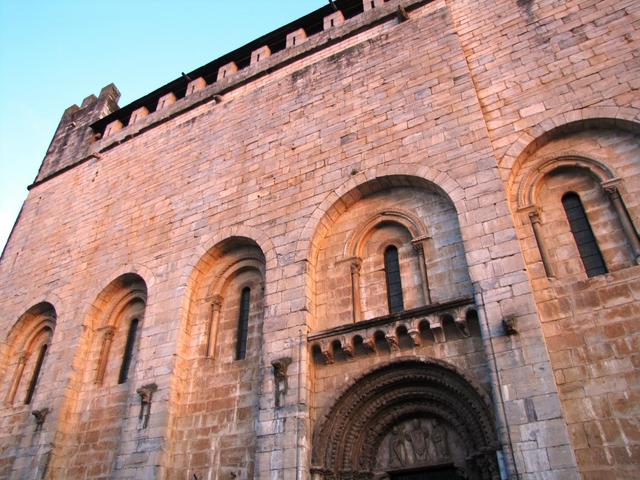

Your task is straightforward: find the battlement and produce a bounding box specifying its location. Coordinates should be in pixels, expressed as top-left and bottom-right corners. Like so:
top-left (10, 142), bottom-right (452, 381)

top-left (32, 0), bottom-right (427, 186)
top-left (90, 0), bottom-right (419, 141)
top-left (35, 84), bottom-right (120, 183)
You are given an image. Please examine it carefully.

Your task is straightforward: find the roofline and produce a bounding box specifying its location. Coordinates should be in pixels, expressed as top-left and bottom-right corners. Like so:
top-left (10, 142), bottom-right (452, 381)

top-left (91, 0), bottom-right (364, 134)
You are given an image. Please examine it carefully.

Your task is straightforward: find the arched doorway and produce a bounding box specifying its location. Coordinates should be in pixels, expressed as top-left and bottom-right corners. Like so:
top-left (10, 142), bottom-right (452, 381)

top-left (311, 359), bottom-right (500, 480)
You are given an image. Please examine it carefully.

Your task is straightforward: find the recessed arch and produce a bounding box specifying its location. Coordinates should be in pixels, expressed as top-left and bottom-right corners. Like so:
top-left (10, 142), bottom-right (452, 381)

top-left (295, 167), bottom-right (465, 265)
top-left (345, 209), bottom-right (428, 258)
top-left (3, 302), bottom-right (57, 406)
top-left (504, 113), bottom-right (640, 191)
top-left (517, 154), bottom-right (616, 210)
top-left (312, 358), bottom-right (499, 479)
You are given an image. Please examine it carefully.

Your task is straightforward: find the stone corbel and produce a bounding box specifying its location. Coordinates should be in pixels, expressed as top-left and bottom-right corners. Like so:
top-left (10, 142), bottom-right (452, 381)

top-left (340, 336), bottom-right (354, 358)
top-left (453, 307), bottom-right (470, 338)
top-left (320, 341), bottom-right (334, 365)
top-left (136, 383), bottom-right (158, 429)
top-left (385, 330), bottom-right (399, 351)
top-left (503, 316), bottom-right (518, 336)
top-left (271, 357), bottom-right (292, 408)
top-left (361, 335), bottom-right (376, 353)
top-left (407, 319), bottom-right (422, 346)
top-left (32, 407), bottom-right (50, 432)
top-left (428, 315), bottom-right (445, 343)
top-left (602, 178), bottom-right (640, 264)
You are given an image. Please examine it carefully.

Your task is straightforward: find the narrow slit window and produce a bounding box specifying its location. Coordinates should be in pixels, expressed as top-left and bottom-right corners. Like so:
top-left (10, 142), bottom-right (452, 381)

top-left (384, 245), bottom-right (404, 313)
top-left (118, 318), bottom-right (139, 384)
top-left (562, 192), bottom-right (607, 277)
top-left (236, 288), bottom-right (251, 360)
top-left (24, 344), bottom-right (47, 405)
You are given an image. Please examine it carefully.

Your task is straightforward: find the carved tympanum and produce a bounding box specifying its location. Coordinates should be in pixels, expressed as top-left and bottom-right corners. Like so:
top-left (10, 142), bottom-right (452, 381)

top-left (377, 419), bottom-right (454, 470)
top-left (312, 359), bottom-right (500, 480)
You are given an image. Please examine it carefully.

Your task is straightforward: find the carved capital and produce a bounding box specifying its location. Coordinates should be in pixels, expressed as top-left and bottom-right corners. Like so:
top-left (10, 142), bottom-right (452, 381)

top-left (602, 178), bottom-right (623, 198)
top-left (209, 294), bottom-right (223, 310)
top-left (18, 352), bottom-right (30, 364)
top-left (350, 258), bottom-right (362, 274)
top-left (103, 326), bottom-right (115, 341)
top-left (528, 209), bottom-right (541, 224)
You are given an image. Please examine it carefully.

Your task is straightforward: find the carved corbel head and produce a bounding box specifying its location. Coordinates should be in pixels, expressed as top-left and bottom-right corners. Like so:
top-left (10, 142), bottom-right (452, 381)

top-left (32, 408), bottom-right (50, 431)
top-left (502, 316), bottom-right (518, 336)
top-left (271, 357), bottom-right (292, 380)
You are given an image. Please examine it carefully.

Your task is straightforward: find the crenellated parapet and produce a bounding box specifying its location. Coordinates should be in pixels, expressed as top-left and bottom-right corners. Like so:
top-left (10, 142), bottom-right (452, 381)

top-left (29, 1), bottom-right (430, 185)
top-left (85, 1), bottom-right (425, 149)
top-left (34, 84), bottom-right (120, 183)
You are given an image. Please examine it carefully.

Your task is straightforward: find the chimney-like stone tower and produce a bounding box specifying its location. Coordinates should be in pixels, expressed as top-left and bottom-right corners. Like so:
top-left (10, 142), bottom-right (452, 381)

top-left (34, 84), bottom-right (120, 183)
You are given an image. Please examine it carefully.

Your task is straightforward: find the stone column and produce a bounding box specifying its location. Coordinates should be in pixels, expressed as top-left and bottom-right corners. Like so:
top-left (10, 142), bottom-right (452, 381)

top-left (602, 181), bottom-right (640, 264)
top-left (411, 235), bottom-right (432, 304)
top-left (528, 210), bottom-right (554, 278)
top-left (206, 294), bottom-right (223, 359)
top-left (95, 326), bottom-right (115, 384)
top-left (6, 352), bottom-right (28, 404)
top-left (350, 258), bottom-right (362, 323)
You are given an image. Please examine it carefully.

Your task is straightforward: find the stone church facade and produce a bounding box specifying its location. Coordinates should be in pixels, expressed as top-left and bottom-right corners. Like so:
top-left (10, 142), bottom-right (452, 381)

top-left (1, 0), bottom-right (638, 478)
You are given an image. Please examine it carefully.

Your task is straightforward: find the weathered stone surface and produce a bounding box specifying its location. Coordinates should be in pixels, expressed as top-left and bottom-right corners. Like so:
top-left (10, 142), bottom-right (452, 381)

top-left (1, 0), bottom-right (638, 479)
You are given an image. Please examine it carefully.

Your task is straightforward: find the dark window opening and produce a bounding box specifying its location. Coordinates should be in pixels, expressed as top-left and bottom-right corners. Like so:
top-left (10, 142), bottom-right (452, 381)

top-left (236, 287), bottom-right (251, 360)
top-left (390, 466), bottom-right (463, 480)
top-left (562, 192), bottom-right (607, 277)
top-left (118, 318), bottom-right (139, 384)
top-left (384, 245), bottom-right (404, 313)
top-left (25, 344), bottom-right (47, 405)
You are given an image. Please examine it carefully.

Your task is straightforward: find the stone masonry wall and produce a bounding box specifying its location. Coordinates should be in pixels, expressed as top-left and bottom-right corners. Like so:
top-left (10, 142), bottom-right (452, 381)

top-left (0, 0), bottom-right (638, 479)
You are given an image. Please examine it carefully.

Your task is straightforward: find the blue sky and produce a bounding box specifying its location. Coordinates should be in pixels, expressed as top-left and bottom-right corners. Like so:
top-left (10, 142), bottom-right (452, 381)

top-left (0, 0), bottom-right (327, 252)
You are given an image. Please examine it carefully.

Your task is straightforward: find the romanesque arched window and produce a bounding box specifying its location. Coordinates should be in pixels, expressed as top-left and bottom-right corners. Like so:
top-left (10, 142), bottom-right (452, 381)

top-left (236, 287), bottom-right (251, 360)
top-left (562, 192), bottom-right (607, 277)
top-left (118, 317), bottom-right (139, 384)
top-left (384, 245), bottom-right (404, 313)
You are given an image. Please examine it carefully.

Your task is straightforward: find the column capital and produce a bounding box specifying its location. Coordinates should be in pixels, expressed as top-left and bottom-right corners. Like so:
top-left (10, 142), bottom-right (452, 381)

top-left (350, 257), bottom-right (362, 274)
top-left (601, 178), bottom-right (623, 198)
top-left (208, 294), bottom-right (223, 310)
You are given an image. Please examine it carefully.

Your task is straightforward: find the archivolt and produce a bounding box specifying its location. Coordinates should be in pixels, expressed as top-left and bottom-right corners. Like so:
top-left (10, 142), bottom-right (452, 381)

top-left (344, 209), bottom-right (428, 258)
top-left (312, 358), bottom-right (499, 479)
top-left (517, 154), bottom-right (616, 209)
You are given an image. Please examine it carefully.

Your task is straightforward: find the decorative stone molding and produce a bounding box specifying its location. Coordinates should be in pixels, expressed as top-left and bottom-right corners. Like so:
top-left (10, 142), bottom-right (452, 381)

top-left (309, 299), bottom-right (476, 364)
top-left (312, 360), bottom-right (500, 479)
